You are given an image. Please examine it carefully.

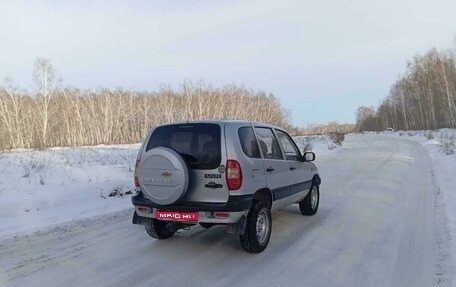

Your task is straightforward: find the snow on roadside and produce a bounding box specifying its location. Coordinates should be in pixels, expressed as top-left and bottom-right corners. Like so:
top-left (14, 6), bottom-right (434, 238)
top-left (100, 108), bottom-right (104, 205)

top-left (382, 129), bottom-right (456, 283)
top-left (0, 145), bottom-right (140, 238)
top-left (0, 135), bottom-right (342, 239)
top-left (293, 134), bottom-right (344, 160)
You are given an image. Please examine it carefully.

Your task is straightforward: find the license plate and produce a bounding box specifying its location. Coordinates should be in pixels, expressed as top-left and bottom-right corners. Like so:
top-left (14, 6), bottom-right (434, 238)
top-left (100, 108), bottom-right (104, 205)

top-left (155, 211), bottom-right (199, 222)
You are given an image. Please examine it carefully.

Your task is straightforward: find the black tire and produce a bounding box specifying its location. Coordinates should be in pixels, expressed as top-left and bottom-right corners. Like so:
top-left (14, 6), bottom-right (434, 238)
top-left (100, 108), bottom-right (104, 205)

top-left (299, 184), bottom-right (319, 216)
top-left (199, 223), bottom-right (214, 229)
top-left (240, 201), bottom-right (272, 253)
top-left (145, 219), bottom-right (176, 239)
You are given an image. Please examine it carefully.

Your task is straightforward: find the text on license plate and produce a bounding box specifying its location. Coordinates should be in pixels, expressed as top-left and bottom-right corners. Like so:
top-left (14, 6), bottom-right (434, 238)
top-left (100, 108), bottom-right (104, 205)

top-left (155, 211), bottom-right (199, 222)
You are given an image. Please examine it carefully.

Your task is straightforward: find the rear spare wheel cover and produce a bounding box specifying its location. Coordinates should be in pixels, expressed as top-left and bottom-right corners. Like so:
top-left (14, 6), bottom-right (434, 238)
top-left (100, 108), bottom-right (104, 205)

top-left (138, 147), bottom-right (189, 205)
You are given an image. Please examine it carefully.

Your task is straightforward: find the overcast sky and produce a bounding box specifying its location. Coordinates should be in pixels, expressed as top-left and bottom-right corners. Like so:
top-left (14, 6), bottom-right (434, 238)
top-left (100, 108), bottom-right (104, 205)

top-left (1, 0), bottom-right (455, 125)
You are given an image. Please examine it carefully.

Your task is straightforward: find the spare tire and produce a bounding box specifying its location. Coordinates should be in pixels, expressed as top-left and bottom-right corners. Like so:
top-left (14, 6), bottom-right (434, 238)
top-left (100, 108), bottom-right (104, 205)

top-left (138, 147), bottom-right (189, 205)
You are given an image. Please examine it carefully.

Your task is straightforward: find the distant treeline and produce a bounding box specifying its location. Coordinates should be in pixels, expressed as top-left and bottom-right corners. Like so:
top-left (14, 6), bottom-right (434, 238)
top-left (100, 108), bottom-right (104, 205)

top-left (293, 122), bottom-right (355, 135)
top-left (356, 47), bottom-right (456, 131)
top-left (0, 59), bottom-right (290, 150)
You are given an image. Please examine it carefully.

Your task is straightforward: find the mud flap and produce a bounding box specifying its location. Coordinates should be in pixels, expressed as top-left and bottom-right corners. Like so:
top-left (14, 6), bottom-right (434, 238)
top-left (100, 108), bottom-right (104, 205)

top-left (132, 211), bottom-right (150, 225)
top-left (313, 174), bottom-right (321, 185)
top-left (226, 215), bottom-right (246, 235)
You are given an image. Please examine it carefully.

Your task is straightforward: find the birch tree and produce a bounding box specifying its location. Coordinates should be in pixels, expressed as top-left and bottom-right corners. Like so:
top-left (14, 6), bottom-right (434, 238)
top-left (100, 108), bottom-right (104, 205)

top-left (33, 58), bottom-right (58, 147)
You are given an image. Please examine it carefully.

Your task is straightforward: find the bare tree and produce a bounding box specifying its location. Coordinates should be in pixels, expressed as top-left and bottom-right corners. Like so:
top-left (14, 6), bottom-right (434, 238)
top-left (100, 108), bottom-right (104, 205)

top-left (33, 58), bottom-right (58, 147)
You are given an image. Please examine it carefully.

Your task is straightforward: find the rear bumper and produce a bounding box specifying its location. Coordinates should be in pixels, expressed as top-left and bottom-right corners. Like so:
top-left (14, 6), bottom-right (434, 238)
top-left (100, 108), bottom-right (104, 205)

top-left (131, 192), bottom-right (253, 212)
top-left (131, 192), bottom-right (252, 225)
top-left (132, 209), bottom-right (247, 225)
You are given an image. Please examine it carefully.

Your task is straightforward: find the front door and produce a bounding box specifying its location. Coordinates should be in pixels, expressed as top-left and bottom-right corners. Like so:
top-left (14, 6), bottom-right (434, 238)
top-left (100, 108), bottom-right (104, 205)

top-left (275, 129), bottom-right (313, 205)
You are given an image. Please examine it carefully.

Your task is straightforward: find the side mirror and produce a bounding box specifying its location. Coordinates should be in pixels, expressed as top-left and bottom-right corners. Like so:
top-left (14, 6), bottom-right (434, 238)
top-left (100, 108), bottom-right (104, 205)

top-left (302, 152), bottom-right (315, 162)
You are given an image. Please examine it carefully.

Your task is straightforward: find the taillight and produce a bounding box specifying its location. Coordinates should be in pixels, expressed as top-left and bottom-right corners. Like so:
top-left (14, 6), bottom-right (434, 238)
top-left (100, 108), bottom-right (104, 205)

top-left (226, 160), bottom-right (243, 190)
top-left (134, 159), bottom-right (141, 190)
top-left (214, 212), bottom-right (230, 218)
top-left (137, 206), bottom-right (151, 213)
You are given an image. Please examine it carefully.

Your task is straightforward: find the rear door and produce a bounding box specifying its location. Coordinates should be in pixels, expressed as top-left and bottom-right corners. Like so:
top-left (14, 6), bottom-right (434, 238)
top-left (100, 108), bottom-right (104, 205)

top-left (253, 127), bottom-right (290, 208)
top-left (236, 126), bottom-right (267, 195)
top-left (145, 123), bottom-right (229, 203)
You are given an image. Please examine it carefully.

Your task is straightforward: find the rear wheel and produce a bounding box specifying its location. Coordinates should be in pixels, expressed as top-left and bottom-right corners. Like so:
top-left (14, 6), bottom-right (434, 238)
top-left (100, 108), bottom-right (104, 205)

top-left (145, 219), bottom-right (176, 239)
top-left (299, 184), bottom-right (319, 215)
top-left (240, 201), bottom-right (272, 253)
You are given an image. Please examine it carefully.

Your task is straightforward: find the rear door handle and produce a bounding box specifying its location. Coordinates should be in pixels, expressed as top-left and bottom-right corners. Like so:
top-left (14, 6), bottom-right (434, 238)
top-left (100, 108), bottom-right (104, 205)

top-left (290, 167), bottom-right (296, 171)
top-left (205, 182), bottom-right (223, 189)
top-left (266, 167), bottom-right (275, 173)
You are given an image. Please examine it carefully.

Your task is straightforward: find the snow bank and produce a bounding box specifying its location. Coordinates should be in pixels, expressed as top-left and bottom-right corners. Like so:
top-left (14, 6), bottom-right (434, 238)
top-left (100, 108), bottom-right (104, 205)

top-left (381, 129), bottom-right (456, 282)
top-left (0, 145), bottom-right (140, 238)
top-left (293, 134), bottom-right (344, 159)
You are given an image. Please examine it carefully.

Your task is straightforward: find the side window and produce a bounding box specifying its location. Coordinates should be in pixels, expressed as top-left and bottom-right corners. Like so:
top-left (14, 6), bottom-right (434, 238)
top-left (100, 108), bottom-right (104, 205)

top-left (254, 127), bottom-right (283, 160)
top-left (238, 127), bottom-right (261, 158)
top-left (276, 130), bottom-right (301, 161)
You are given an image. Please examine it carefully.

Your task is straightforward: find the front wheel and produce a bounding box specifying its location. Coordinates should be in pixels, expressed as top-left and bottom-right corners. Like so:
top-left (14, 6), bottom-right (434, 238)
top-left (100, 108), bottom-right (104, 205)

top-left (299, 184), bottom-right (319, 215)
top-left (240, 201), bottom-right (272, 253)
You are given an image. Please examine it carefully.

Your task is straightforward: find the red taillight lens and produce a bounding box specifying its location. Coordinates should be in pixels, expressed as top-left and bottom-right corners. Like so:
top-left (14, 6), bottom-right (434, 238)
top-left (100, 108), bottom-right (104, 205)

top-left (137, 206), bottom-right (151, 213)
top-left (134, 160), bottom-right (141, 190)
top-left (226, 160), bottom-right (242, 190)
top-left (214, 212), bottom-right (230, 218)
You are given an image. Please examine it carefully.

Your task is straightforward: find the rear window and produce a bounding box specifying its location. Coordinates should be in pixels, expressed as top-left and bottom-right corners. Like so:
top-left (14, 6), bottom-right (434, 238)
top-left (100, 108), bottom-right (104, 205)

top-left (146, 123), bottom-right (221, 170)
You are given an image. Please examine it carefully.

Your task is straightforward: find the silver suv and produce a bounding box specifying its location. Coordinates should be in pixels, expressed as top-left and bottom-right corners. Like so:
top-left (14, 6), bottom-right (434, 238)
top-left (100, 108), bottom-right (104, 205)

top-left (131, 121), bottom-right (321, 253)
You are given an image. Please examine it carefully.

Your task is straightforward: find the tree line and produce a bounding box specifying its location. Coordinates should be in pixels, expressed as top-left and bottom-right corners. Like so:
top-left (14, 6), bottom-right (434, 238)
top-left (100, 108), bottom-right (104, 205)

top-left (356, 46), bottom-right (456, 131)
top-left (295, 122), bottom-right (355, 135)
top-left (0, 59), bottom-right (290, 150)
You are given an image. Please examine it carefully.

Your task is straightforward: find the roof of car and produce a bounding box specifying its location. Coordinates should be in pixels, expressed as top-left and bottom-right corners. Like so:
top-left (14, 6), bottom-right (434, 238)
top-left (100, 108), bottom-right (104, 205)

top-left (158, 120), bottom-right (284, 130)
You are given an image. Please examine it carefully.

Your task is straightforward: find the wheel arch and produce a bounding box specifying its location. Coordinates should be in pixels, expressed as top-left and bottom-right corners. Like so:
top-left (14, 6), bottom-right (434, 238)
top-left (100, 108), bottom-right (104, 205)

top-left (253, 188), bottom-right (273, 209)
top-left (312, 174), bottom-right (321, 186)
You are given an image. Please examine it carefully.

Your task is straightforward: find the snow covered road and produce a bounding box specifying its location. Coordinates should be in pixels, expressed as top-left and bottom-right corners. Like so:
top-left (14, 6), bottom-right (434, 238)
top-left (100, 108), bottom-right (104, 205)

top-left (0, 134), bottom-right (449, 287)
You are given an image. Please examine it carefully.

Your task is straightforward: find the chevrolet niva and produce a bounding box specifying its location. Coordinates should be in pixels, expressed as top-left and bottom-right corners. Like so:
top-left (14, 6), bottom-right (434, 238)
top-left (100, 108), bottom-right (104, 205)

top-left (131, 121), bottom-right (321, 253)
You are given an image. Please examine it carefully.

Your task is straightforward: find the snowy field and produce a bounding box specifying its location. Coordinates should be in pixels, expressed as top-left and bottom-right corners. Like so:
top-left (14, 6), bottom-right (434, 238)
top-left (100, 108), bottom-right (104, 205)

top-left (1, 131), bottom-right (455, 287)
top-left (0, 144), bottom-right (140, 237)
